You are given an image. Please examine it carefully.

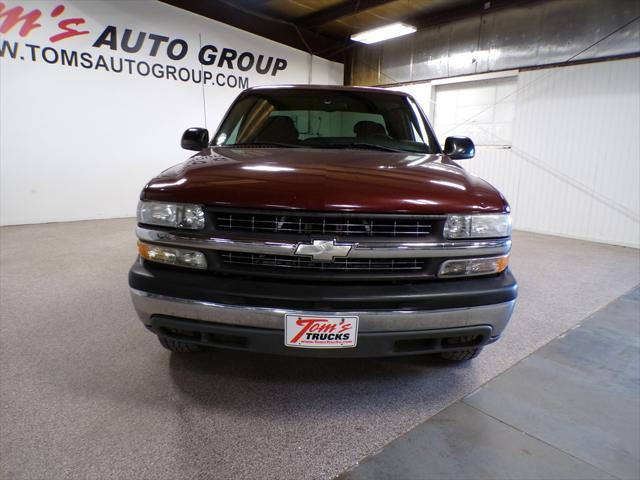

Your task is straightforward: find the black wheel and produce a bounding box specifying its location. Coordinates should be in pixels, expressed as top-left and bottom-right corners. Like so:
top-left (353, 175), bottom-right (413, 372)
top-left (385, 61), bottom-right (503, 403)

top-left (440, 348), bottom-right (483, 361)
top-left (439, 335), bottom-right (483, 361)
top-left (157, 335), bottom-right (202, 353)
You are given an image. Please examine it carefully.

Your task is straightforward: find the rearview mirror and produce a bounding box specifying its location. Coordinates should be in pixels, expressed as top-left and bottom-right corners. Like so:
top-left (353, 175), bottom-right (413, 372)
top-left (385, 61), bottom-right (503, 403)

top-left (444, 136), bottom-right (475, 159)
top-left (181, 128), bottom-right (209, 151)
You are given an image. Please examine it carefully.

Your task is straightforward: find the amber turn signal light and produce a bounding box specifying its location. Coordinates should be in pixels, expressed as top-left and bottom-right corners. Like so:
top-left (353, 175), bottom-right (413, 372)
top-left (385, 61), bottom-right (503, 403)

top-left (137, 241), bottom-right (207, 270)
top-left (438, 254), bottom-right (509, 278)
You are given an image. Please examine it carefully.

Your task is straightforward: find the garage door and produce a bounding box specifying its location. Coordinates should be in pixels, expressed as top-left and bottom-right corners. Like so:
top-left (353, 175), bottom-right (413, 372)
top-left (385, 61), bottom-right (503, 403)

top-left (432, 76), bottom-right (518, 147)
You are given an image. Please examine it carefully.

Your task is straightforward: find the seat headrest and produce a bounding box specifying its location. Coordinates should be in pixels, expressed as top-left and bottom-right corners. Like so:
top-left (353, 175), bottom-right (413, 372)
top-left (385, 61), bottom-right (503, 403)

top-left (256, 116), bottom-right (299, 144)
top-left (354, 120), bottom-right (386, 137)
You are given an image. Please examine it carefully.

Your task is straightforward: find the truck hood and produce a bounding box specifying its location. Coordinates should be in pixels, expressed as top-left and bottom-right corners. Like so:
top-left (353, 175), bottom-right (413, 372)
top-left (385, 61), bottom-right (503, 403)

top-left (142, 147), bottom-right (508, 214)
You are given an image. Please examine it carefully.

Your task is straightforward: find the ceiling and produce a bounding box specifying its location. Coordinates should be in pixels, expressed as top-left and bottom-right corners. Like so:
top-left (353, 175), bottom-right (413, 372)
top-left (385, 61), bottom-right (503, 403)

top-left (232, 0), bottom-right (476, 38)
top-left (161, 0), bottom-right (498, 61)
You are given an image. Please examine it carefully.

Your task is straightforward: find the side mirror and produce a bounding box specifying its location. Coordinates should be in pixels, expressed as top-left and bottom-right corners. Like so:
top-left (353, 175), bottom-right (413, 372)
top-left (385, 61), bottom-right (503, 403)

top-left (181, 128), bottom-right (209, 151)
top-left (444, 136), bottom-right (475, 159)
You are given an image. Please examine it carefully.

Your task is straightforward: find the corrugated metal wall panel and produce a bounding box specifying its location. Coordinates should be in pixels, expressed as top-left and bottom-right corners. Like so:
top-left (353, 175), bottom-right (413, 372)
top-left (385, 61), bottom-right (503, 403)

top-left (349, 0), bottom-right (640, 86)
top-left (380, 35), bottom-right (413, 84)
top-left (462, 59), bottom-right (640, 247)
top-left (446, 16), bottom-right (483, 77)
top-left (476, 4), bottom-right (542, 73)
top-left (351, 44), bottom-right (382, 85)
top-left (411, 25), bottom-right (450, 81)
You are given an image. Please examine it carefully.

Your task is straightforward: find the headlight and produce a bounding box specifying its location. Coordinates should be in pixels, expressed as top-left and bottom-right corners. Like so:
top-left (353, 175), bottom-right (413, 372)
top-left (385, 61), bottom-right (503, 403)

top-left (137, 201), bottom-right (205, 230)
top-left (439, 255), bottom-right (509, 278)
top-left (138, 241), bottom-right (207, 269)
top-left (444, 214), bottom-right (511, 239)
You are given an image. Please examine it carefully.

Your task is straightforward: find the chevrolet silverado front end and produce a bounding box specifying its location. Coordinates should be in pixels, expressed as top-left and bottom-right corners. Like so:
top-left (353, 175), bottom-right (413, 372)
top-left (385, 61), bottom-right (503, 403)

top-left (128, 85), bottom-right (517, 361)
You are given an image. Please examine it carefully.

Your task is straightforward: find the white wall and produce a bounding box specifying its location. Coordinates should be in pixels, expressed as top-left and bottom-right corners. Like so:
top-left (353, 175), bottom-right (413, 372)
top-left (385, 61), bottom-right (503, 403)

top-left (0, 0), bottom-right (343, 225)
top-left (388, 59), bottom-right (640, 248)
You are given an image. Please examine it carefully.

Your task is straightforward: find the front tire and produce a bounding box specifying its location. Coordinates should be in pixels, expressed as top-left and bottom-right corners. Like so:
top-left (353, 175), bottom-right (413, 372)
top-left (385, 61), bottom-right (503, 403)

top-left (439, 335), bottom-right (484, 361)
top-left (158, 335), bottom-right (202, 353)
top-left (440, 348), bottom-right (483, 361)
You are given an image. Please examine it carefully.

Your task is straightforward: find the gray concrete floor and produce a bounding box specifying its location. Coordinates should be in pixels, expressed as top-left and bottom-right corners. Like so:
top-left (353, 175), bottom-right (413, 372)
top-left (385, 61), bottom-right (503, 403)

top-left (340, 288), bottom-right (640, 480)
top-left (0, 218), bottom-right (638, 480)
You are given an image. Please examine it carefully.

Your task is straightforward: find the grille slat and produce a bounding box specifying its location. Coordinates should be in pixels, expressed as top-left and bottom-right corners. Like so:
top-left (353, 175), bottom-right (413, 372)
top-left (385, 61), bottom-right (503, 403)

top-left (215, 213), bottom-right (435, 237)
top-left (220, 252), bottom-right (426, 273)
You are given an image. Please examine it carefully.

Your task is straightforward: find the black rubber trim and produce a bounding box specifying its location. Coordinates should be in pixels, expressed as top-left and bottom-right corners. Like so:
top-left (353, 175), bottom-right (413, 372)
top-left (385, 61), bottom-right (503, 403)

top-left (150, 315), bottom-right (495, 358)
top-left (129, 259), bottom-right (517, 311)
top-left (208, 251), bottom-right (440, 282)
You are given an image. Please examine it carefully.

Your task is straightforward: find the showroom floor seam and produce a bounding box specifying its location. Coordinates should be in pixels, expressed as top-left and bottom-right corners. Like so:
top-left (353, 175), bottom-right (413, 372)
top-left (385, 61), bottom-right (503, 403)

top-left (460, 402), bottom-right (623, 480)
top-left (338, 287), bottom-right (640, 480)
top-left (336, 284), bottom-right (639, 479)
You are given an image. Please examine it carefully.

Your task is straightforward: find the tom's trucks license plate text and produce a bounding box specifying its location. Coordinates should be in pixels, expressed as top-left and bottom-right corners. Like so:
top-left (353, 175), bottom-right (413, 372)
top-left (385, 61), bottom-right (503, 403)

top-left (285, 315), bottom-right (359, 348)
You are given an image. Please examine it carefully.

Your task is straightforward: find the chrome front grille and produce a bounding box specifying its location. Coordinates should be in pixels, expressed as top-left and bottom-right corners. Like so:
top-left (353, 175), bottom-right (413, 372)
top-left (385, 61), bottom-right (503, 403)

top-left (220, 252), bottom-right (426, 273)
top-left (137, 223), bottom-right (512, 281)
top-left (214, 212), bottom-right (437, 237)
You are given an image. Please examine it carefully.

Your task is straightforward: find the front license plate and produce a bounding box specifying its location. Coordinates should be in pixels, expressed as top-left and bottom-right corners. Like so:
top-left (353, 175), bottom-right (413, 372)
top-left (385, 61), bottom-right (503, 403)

top-left (285, 315), bottom-right (359, 348)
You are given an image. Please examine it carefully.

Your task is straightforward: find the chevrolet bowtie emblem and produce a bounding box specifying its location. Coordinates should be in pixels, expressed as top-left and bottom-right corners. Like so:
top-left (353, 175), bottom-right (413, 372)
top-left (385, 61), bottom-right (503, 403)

top-left (294, 239), bottom-right (354, 261)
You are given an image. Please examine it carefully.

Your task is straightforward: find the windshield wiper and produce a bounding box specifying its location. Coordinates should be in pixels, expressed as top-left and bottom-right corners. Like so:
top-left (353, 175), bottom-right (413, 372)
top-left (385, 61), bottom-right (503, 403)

top-left (349, 143), bottom-right (405, 152)
top-left (322, 142), bottom-right (405, 153)
top-left (220, 142), bottom-right (302, 148)
top-left (222, 142), bottom-right (412, 153)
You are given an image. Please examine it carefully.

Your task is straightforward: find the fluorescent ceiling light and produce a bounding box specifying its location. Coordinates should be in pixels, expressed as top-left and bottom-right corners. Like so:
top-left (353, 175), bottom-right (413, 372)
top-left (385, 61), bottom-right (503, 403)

top-left (351, 22), bottom-right (416, 44)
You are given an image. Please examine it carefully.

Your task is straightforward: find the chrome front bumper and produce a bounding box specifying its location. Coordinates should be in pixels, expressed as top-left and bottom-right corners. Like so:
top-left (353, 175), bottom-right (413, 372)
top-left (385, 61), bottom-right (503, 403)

top-left (130, 288), bottom-right (516, 335)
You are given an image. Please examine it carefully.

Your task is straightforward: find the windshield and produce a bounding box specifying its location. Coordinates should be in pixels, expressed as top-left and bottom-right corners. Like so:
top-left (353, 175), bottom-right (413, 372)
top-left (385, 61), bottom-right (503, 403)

top-left (213, 89), bottom-right (439, 154)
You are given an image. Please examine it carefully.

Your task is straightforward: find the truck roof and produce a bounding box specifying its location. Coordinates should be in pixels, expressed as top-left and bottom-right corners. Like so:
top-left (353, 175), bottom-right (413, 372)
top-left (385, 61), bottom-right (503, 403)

top-left (244, 84), bottom-right (411, 97)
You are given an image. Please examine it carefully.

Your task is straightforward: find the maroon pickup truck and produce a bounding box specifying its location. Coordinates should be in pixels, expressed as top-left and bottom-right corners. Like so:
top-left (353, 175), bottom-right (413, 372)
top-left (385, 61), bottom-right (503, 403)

top-left (129, 85), bottom-right (517, 361)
